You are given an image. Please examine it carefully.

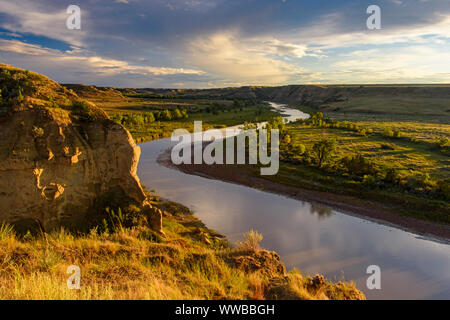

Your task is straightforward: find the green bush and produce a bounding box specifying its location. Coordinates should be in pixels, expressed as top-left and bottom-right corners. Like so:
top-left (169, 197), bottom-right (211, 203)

top-left (438, 180), bottom-right (450, 200)
top-left (362, 175), bottom-right (376, 186)
top-left (382, 127), bottom-right (394, 138)
top-left (435, 137), bottom-right (449, 149)
top-left (341, 154), bottom-right (377, 176)
top-left (71, 100), bottom-right (96, 121)
top-left (406, 173), bottom-right (435, 190)
top-left (384, 168), bottom-right (401, 185)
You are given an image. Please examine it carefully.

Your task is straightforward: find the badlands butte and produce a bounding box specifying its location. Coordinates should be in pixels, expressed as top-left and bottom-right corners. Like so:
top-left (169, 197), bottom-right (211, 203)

top-left (0, 62), bottom-right (366, 300)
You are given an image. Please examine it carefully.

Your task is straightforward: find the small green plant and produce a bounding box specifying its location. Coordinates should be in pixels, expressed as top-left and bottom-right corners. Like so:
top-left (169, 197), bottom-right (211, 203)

top-left (71, 100), bottom-right (96, 121)
top-left (0, 223), bottom-right (15, 240)
top-left (101, 207), bottom-right (125, 233)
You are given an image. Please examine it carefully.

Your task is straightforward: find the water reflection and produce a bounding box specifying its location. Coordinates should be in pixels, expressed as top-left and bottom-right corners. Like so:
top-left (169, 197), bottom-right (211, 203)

top-left (137, 104), bottom-right (450, 300)
top-left (309, 203), bottom-right (333, 220)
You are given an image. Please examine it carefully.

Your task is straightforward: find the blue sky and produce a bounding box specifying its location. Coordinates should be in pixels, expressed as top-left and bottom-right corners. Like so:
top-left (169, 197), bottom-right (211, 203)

top-left (0, 0), bottom-right (450, 88)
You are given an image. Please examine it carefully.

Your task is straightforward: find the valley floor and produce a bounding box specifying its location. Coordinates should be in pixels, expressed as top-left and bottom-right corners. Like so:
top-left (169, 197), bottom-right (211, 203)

top-left (158, 147), bottom-right (450, 241)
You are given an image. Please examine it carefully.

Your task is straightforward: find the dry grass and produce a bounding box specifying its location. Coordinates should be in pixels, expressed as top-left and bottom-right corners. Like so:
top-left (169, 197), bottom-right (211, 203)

top-left (0, 205), bottom-right (364, 300)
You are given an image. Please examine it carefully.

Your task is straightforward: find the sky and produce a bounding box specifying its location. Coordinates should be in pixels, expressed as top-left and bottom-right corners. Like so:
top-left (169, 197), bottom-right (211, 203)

top-left (0, 0), bottom-right (450, 88)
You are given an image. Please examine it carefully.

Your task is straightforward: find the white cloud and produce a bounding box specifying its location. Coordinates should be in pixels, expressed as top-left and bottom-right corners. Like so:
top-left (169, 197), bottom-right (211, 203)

top-left (183, 32), bottom-right (310, 84)
top-left (323, 46), bottom-right (450, 83)
top-left (287, 13), bottom-right (450, 49)
top-left (0, 0), bottom-right (86, 46)
top-left (0, 39), bottom-right (204, 77)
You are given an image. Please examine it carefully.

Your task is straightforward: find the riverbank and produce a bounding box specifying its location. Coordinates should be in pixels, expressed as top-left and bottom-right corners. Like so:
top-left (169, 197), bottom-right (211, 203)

top-left (158, 150), bottom-right (450, 242)
top-left (0, 194), bottom-right (365, 300)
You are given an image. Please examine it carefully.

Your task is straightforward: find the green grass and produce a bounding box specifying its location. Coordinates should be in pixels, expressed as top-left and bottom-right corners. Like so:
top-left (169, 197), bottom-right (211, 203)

top-left (322, 95), bottom-right (450, 117)
top-left (93, 97), bottom-right (279, 143)
top-left (249, 115), bottom-right (450, 224)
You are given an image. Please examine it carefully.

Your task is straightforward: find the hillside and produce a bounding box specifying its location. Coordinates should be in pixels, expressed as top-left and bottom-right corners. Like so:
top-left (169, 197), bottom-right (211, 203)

top-left (0, 63), bottom-right (365, 300)
top-left (116, 84), bottom-right (450, 121)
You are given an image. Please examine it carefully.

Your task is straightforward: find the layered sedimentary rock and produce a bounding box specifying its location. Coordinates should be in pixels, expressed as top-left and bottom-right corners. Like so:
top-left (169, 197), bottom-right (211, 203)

top-left (0, 63), bottom-right (153, 232)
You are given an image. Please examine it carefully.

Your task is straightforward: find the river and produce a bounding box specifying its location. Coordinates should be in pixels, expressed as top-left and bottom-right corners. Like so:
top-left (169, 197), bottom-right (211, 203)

top-left (137, 102), bottom-right (450, 300)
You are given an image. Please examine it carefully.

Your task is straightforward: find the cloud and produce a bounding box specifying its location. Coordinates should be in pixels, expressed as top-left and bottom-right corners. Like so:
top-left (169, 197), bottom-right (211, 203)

top-left (0, 39), bottom-right (204, 85)
top-left (0, 0), bottom-right (86, 46)
top-left (1, 0), bottom-right (450, 86)
top-left (285, 11), bottom-right (450, 49)
top-left (316, 45), bottom-right (450, 83)
top-left (183, 32), bottom-right (309, 84)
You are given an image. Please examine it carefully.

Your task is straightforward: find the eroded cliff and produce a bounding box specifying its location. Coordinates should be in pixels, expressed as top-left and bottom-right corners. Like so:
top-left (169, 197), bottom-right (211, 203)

top-left (0, 63), bottom-right (156, 232)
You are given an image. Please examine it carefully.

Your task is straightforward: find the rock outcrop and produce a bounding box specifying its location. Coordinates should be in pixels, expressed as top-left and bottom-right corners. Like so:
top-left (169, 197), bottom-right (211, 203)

top-left (0, 63), bottom-right (151, 232)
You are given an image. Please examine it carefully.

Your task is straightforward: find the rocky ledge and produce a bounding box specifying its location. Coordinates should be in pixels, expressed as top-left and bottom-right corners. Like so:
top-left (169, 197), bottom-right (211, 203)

top-left (0, 63), bottom-right (160, 233)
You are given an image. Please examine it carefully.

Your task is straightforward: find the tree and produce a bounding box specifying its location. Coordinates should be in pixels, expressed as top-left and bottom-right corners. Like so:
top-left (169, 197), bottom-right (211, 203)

top-left (16, 88), bottom-right (24, 103)
top-left (145, 113), bottom-right (155, 123)
top-left (181, 109), bottom-right (189, 119)
top-left (312, 137), bottom-right (337, 168)
top-left (162, 109), bottom-right (172, 121)
top-left (293, 144), bottom-right (306, 156)
top-left (281, 134), bottom-right (291, 145)
top-left (341, 154), bottom-right (376, 176)
top-left (173, 108), bottom-right (183, 119)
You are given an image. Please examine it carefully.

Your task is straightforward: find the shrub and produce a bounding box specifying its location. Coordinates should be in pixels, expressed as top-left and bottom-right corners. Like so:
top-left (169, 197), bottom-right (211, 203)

top-left (435, 137), bottom-right (450, 149)
top-left (162, 109), bottom-right (172, 121)
top-left (393, 130), bottom-right (402, 138)
top-left (281, 134), bottom-right (291, 145)
top-left (236, 230), bottom-right (263, 251)
top-left (341, 154), bottom-right (377, 176)
top-left (293, 143), bottom-right (306, 156)
top-left (362, 175), bottom-right (376, 186)
top-left (384, 168), bottom-right (401, 185)
top-left (71, 100), bottom-right (96, 121)
top-left (145, 113), bottom-right (155, 123)
top-left (406, 173), bottom-right (435, 190)
top-left (32, 126), bottom-right (44, 138)
top-left (438, 180), bottom-right (450, 200)
top-left (382, 127), bottom-right (394, 138)
top-left (383, 127), bottom-right (402, 139)
top-left (172, 108), bottom-right (183, 120)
